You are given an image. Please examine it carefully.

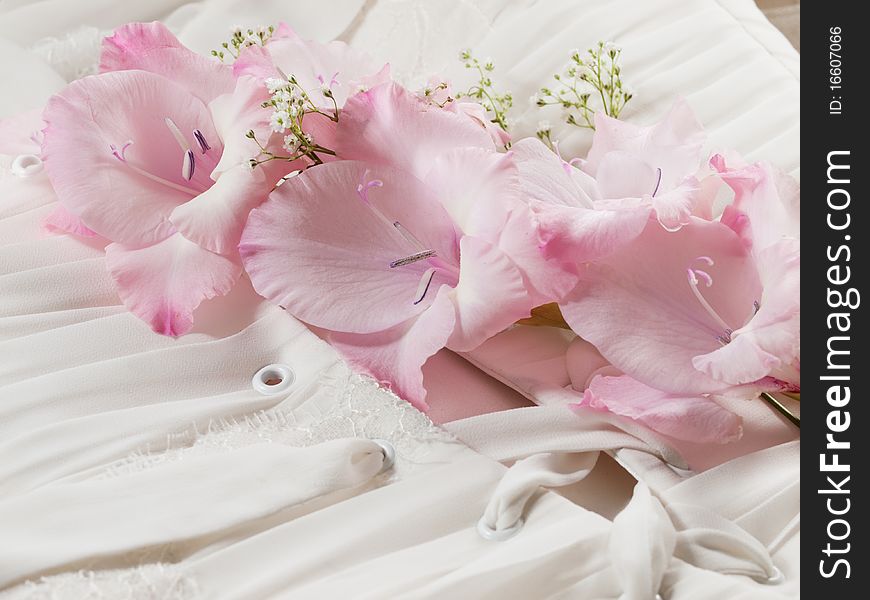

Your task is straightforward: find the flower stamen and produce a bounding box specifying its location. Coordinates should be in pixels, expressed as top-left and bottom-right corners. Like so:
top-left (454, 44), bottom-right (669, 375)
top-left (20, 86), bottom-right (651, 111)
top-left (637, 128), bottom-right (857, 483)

top-left (109, 140), bottom-right (199, 196)
top-left (652, 167), bottom-right (663, 197)
top-left (391, 250), bottom-right (437, 268)
top-left (686, 256), bottom-right (733, 344)
top-left (164, 117), bottom-right (195, 180)
top-left (413, 267), bottom-right (438, 305)
top-left (193, 129), bottom-right (211, 153)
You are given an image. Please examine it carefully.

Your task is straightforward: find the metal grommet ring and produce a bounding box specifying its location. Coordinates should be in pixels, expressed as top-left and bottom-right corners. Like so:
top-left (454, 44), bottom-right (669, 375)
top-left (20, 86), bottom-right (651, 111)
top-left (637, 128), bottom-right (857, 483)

top-left (251, 364), bottom-right (295, 396)
top-left (476, 516), bottom-right (524, 542)
top-left (11, 154), bottom-right (44, 178)
top-left (372, 439), bottom-right (396, 473)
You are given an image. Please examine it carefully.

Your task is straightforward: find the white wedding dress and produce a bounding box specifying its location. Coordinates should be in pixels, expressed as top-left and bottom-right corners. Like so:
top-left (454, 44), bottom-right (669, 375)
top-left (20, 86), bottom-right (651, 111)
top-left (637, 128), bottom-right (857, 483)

top-left (0, 1), bottom-right (799, 598)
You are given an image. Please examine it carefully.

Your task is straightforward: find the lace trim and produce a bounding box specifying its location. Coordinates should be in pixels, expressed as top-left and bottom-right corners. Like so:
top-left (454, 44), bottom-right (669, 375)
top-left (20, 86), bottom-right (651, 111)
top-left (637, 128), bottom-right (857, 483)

top-left (29, 26), bottom-right (106, 82)
top-left (1, 563), bottom-right (197, 600)
top-left (98, 367), bottom-right (457, 481)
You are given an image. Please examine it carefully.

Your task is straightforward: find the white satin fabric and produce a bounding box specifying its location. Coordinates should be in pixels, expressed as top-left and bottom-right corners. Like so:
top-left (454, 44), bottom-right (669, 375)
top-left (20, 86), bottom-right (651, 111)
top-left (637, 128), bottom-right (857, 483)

top-left (1, 0), bottom-right (799, 598)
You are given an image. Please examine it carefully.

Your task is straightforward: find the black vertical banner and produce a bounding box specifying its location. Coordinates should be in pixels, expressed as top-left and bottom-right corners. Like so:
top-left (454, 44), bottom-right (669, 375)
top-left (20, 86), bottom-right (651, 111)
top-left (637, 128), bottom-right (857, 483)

top-left (804, 2), bottom-right (865, 595)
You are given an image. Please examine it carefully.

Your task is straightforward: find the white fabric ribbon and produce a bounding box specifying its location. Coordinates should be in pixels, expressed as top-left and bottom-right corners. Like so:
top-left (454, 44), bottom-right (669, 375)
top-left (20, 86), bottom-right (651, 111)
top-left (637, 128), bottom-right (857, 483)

top-left (447, 404), bottom-right (782, 598)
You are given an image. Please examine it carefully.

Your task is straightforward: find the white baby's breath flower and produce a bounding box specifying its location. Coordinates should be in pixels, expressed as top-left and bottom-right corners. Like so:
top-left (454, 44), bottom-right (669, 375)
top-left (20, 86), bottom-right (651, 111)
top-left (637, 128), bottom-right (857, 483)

top-left (265, 77), bottom-right (285, 93)
top-left (270, 110), bottom-right (289, 132)
top-left (536, 120), bottom-right (551, 134)
top-left (283, 135), bottom-right (300, 153)
top-left (529, 93), bottom-right (540, 105)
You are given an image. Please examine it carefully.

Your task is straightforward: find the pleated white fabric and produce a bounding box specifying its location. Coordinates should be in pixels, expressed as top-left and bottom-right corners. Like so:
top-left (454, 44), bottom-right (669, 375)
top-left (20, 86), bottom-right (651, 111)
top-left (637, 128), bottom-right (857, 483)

top-left (0, 1), bottom-right (799, 598)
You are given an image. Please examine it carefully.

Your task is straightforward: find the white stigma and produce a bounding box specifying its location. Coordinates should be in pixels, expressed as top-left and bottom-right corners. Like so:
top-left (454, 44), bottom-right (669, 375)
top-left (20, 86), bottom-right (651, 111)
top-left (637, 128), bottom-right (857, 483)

top-left (686, 257), bottom-right (733, 343)
top-left (165, 117), bottom-right (195, 180)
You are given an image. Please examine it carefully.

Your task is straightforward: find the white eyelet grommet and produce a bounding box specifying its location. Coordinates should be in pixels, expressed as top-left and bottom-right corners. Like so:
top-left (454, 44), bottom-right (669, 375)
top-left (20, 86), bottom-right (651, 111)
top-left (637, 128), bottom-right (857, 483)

top-left (477, 516), bottom-right (524, 542)
top-left (11, 154), bottom-right (44, 178)
top-left (760, 566), bottom-right (784, 585)
top-left (251, 364), bottom-right (294, 396)
top-left (372, 439), bottom-right (395, 473)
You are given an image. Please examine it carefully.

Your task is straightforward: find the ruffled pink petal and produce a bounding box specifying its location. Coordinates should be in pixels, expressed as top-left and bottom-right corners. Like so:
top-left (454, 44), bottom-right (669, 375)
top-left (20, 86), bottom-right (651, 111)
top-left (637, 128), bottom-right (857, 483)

top-left (105, 233), bottom-right (241, 336)
top-left (510, 137), bottom-right (600, 209)
top-left (561, 218), bottom-right (761, 394)
top-left (585, 99), bottom-right (705, 191)
top-left (448, 101), bottom-right (512, 147)
top-left (234, 30), bottom-right (389, 106)
top-left (712, 155), bottom-right (800, 250)
top-left (170, 164), bottom-right (272, 256)
top-left (337, 83), bottom-right (494, 180)
top-left (240, 160), bottom-right (460, 334)
top-left (693, 239), bottom-right (800, 386)
top-left (42, 204), bottom-right (99, 238)
top-left (493, 201), bottom-right (582, 303)
top-left (329, 286), bottom-right (456, 411)
top-left (100, 21), bottom-right (235, 103)
top-left (531, 199), bottom-right (650, 265)
top-left (423, 146), bottom-right (518, 236)
top-left (575, 374), bottom-right (742, 444)
top-left (595, 150), bottom-right (659, 200)
top-left (42, 70), bottom-right (222, 246)
top-left (446, 235), bottom-right (532, 352)
top-left (650, 176), bottom-right (700, 231)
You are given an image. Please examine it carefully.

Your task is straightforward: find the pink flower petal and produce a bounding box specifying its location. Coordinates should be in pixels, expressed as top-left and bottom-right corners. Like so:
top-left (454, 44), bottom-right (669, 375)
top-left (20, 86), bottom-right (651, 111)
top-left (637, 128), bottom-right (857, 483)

top-left (234, 30), bottom-right (389, 106)
top-left (42, 205), bottom-right (99, 238)
top-left (511, 137), bottom-right (601, 209)
top-left (105, 233), bottom-right (241, 336)
top-left (423, 146), bottom-right (518, 236)
top-left (650, 176), bottom-right (700, 231)
top-left (337, 83), bottom-right (494, 180)
top-left (531, 199), bottom-right (650, 266)
top-left (446, 235), bottom-right (531, 352)
top-left (100, 21), bottom-right (235, 103)
top-left (595, 150), bottom-right (659, 199)
top-left (561, 218), bottom-right (761, 394)
top-left (240, 161), bottom-right (460, 334)
top-left (712, 155), bottom-right (800, 250)
top-left (208, 75), bottom-right (269, 176)
top-left (575, 374), bottom-right (742, 444)
top-left (693, 239), bottom-right (800, 386)
top-left (448, 101), bottom-right (512, 147)
top-left (585, 98), bottom-right (705, 192)
top-left (329, 286), bottom-right (456, 411)
top-left (170, 164), bottom-right (272, 256)
top-left (42, 70), bottom-right (221, 246)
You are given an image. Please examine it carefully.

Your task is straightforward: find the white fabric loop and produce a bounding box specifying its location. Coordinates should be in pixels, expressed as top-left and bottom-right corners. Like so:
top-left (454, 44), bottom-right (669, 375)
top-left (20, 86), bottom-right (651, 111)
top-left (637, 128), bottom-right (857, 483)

top-left (481, 452), bottom-right (599, 533)
top-left (668, 502), bottom-right (780, 583)
top-left (444, 404), bottom-right (687, 469)
top-left (610, 483), bottom-right (676, 600)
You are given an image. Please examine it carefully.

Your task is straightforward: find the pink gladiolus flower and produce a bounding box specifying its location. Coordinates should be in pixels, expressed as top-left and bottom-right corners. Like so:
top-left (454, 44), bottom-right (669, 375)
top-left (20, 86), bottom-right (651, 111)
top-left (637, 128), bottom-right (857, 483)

top-left (583, 99), bottom-right (706, 231)
top-left (41, 23), bottom-right (291, 336)
top-left (241, 83), bottom-right (567, 409)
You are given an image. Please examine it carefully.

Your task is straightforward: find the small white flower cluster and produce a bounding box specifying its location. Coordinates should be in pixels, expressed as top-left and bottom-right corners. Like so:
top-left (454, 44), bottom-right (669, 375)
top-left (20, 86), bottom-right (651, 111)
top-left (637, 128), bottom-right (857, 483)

top-left (265, 77), bottom-right (306, 135)
top-left (212, 25), bottom-right (275, 63)
top-left (247, 74), bottom-right (338, 168)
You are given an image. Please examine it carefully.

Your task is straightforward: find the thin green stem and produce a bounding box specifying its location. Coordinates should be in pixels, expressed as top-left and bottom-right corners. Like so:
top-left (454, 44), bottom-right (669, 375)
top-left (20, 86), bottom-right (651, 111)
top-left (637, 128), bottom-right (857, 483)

top-left (760, 392), bottom-right (800, 428)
